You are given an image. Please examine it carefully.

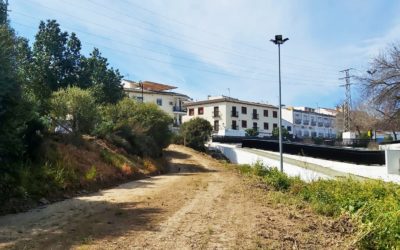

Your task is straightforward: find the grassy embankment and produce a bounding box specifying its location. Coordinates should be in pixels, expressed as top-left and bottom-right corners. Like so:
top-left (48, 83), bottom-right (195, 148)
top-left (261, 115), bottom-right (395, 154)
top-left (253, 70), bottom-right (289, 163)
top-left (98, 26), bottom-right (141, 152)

top-left (231, 162), bottom-right (400, 249)
top-left (1, 135), bottom-right (166, 215)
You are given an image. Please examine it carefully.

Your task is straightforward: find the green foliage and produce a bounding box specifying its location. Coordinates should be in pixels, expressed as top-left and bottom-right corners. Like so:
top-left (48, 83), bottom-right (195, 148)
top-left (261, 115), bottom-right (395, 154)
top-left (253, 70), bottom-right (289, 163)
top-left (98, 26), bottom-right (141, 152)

top-left (236, 162), bottom-right (400, 248)
top-left (0, 26), bottom-right (38, 162)
top-left (0, 0), bottom-right (8, 25)
top-left (50, 86), bottom-right (99, 134)
top-left (272, 127), bottom-right (291, 139)
top-left (245, 128), bottom-right (259, 137)
top-left (180, 118), bottom-right (213, 151)
top-left (97, 98), bottom-right (172, 157)
top-left (312, 137), bottom-right (323, 145)
top-left (85, 48), bottom-right (124, 104)
top-left (384, 134), bottom-right (393, 142)
top-left (171, 133), bottom-right (184, 145)
top-left (85, 166), bottom-right (97, 181)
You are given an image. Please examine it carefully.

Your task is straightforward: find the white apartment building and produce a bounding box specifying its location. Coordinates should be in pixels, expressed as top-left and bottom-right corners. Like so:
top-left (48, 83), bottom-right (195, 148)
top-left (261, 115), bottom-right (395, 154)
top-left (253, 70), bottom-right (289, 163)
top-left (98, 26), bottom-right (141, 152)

top-left (183, 96), bottom-right (279, 137)
top-left (282, 106), bottom-right (336, 138)
top-left (122, 79), bottom-right (191, 127)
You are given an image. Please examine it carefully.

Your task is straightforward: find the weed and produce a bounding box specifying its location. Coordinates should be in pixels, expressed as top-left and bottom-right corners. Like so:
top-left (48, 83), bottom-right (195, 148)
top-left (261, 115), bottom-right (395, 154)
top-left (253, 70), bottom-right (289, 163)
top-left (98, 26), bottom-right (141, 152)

top-left (85, 166), bottom-right (97, 181)
top-left (235, 161), bottom-right (400, 248)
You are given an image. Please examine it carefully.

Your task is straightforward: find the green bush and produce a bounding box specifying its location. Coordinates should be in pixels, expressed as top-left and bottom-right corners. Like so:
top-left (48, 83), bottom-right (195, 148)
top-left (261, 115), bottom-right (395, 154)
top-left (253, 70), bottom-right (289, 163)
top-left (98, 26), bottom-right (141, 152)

top-left (180, 118), bottom-right (213, 151)
top-left (97, 98), bottom-right (172, 157)
top-left (245, 128), bottom-right (259, 137)
top-left (236, 162), bottom-right (400, 248)
top-left (50, 87), bottom-right (99, 134)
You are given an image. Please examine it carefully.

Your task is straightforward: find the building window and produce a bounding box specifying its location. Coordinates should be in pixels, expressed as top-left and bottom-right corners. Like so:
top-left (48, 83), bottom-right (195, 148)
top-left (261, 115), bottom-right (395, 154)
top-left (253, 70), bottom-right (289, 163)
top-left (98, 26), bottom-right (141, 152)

top-left (156, 98), bottom-right (162, 106)
top-left (273, 123), bottom-right (278, 129)
top-left (241, 106), bottom-right (247, 114)
top-left (263, 122), bottom-right (269, 130)
top-left (287, 126), bottom-right (292, 131)
top-left (253, 122), bottom-right (258, 130)
top-left (198, 107), bottom-right (204, 115)
top-left (232, 120), bottom-right (237, 130)
top-left (263, 110), bottom-right (269, 117)
top-left (189, 108), bottom-right (194, 116)
top-left (214, 120), bottom-right (219, 131)
top-left (242, 120), bottom-right (247, 128)
top-left (136, 96), bottom-right (143, 102)
top-left (273, 111), bottom-right (278, 118)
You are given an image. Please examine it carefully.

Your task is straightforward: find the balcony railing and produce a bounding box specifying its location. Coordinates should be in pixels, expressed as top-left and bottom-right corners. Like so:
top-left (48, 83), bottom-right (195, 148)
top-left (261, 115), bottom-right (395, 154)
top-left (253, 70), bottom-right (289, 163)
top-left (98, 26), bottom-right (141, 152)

top-left (231, 110), bottom-right (239, 117)
top-left (294, 119), bottom-right (302, 124)
top-left (318, 122), bottom-right (323, 127)
top-left (311, 121), bottom-right (316, 126)
top-left (252, 113), bottom-right (259, 120)
top-left (231, 124), bottom-right (238, 130)
top-left (303, 120), bottom-right (309, 125)
top-left (172, 106), bottom-right (187, 112)
top-left (212, 111), bottom-right (220, 118)
top-left (324, 123), bottom-right (331, 128)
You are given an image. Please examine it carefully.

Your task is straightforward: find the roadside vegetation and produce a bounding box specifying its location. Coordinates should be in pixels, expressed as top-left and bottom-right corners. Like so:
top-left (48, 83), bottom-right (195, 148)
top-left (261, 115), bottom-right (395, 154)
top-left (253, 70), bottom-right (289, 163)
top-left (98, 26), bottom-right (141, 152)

top-left (233, 161), bottom-right (400, 249)
top-left (174, 117), bottom-right (213, 151)
top-left (0, 2), bottom-right (171, 213)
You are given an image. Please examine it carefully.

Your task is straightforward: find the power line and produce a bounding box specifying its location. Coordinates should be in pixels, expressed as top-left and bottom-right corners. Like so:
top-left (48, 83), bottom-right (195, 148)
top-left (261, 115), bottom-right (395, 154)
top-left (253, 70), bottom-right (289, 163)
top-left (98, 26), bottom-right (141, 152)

top-left (12, 20), bottom-right (341, 88)
top-left (24, 0), bottom-right (341, 75)
top-left (12, 11), bottom-right (341, 83)
top-left (117, 0), bottom-right (343, 69)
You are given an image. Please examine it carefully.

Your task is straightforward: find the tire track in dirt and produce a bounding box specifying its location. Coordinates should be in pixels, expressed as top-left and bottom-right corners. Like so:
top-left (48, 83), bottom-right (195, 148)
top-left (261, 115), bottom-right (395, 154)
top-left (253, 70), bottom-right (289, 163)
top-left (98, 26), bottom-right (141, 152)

top-left (0, 145), bottom-right (353, 250)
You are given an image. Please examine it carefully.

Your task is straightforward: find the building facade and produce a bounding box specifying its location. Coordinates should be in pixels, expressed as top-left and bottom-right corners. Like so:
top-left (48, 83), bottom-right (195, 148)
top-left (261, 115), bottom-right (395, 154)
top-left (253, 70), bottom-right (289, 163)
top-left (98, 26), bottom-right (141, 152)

top-left (122, 79), bottom-right (191, 127)
top-left (282, 107), bottom-right (336, 138)
top-left (183, 96), bottom-right (279, 137)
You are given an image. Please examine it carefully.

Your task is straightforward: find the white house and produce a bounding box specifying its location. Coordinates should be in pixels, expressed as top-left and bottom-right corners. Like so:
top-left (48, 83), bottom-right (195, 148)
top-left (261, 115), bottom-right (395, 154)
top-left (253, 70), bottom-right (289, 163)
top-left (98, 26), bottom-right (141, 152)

top-left (122, 79), bottom-right (191, 127)
top-left (183, 96), bottom-right (279, 137)
top-left (282, 106), bottom-right (336, 138)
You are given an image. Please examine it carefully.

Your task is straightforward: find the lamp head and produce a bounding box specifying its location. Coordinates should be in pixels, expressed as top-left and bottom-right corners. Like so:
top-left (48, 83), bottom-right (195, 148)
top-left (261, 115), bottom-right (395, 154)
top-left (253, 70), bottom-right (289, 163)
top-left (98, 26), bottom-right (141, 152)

top-left (270, 35), bottom-right (289, 45)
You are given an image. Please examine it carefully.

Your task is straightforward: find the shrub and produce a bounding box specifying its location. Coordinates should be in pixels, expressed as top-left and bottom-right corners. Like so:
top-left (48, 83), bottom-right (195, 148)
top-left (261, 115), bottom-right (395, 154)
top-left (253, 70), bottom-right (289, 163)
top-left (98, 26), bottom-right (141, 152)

top-left (235, 162), bottom-right (400, 248)
top-left (97, 98), bottom-right (172, 157)
top-left (180, 118), bottom-right (213, 151)
top-left (245, 128), bottom-right (259, 137)
top-left (50, 87), bottom-right (99, 134)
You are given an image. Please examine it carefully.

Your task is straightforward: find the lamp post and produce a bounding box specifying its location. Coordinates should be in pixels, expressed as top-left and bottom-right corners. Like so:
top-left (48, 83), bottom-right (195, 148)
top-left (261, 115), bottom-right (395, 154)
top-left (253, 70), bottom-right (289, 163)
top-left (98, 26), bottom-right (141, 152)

top-left (270, 35), bottom-right (289, 172)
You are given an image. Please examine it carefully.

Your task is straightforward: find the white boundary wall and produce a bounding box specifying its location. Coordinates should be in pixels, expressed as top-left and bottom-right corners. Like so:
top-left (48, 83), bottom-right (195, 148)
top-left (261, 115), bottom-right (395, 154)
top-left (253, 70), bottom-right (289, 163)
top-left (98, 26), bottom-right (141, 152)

top-left (210, 143), bottom-right (330, 182)
top-left (210, 143), bottom-right (400, 184)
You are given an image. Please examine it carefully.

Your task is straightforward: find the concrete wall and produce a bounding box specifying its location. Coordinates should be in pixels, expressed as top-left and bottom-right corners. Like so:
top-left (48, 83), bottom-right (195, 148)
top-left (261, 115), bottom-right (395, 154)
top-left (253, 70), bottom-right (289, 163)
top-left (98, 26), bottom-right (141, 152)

top-left (211, 143), bottom-right (330, 182)
top-left (386, 150), bottom-right (400, 175)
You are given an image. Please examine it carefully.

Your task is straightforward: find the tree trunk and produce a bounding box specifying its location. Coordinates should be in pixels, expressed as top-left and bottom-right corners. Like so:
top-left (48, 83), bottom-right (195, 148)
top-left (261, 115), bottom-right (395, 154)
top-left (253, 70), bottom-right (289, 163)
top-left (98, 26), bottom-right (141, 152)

top-left (392, 130), bottom-right (397, 141)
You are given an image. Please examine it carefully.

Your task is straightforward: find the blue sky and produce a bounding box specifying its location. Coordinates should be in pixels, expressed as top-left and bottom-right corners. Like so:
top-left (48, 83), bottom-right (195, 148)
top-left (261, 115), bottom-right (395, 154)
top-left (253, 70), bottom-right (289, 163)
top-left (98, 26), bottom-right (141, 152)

top-left (8, 0), bottom-right (400, 108)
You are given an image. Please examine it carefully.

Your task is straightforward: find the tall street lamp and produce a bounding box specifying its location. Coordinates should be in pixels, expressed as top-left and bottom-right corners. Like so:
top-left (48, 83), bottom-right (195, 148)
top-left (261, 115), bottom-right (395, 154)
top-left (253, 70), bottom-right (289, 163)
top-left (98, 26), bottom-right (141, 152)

top-left (270, 35), bottom-right (289, 172)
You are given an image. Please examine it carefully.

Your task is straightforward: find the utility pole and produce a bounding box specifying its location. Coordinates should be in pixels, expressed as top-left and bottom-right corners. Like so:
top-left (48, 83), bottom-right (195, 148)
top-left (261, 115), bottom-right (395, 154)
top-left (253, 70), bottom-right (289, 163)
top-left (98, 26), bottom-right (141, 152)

top-left (339, 68), bottom-right (353, 132)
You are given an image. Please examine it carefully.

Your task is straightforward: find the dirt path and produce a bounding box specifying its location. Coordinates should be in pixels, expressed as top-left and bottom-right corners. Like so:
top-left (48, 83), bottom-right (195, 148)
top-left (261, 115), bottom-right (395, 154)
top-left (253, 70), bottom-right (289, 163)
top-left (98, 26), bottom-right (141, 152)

top-left (0, 145), bottom-right (352, 249)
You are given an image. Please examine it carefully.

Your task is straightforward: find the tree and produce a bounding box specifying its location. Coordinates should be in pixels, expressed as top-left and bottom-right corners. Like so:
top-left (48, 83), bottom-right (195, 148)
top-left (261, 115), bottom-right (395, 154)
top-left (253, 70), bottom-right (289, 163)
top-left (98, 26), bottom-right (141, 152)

top-left (0, 0), bottom-right (7, 26)
top-left (245, 128), bottom-right (259, 137)
top-left (50, 87), bottom-right (99, 134)
top-left (272, 127), bottom-right (290, 139)
top-left (30, 20), bottom-right (69, 104)
top-left (361, 43), bottom-right (400, 139)
top-left (180, 118), bottom-right (213, 151)
top-left (0, 26), bottom-right (36, 161)
top-left (85, 48), bottom-right (124, 104)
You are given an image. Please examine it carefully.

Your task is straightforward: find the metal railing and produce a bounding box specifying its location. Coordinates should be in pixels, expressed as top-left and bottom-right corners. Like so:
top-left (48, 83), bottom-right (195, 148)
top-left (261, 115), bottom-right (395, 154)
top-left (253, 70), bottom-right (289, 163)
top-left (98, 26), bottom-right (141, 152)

top-left (231, 110), bottom-right (239, 117)
top-left (212, 111), bottom-right (220, 118)
top-left (172, 106), bottom-right (187, 112)
top-left (252, 113), bottom-right (259, 120)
